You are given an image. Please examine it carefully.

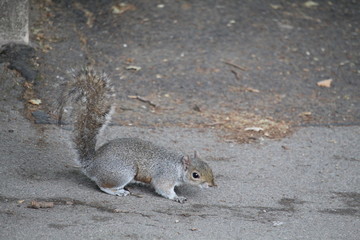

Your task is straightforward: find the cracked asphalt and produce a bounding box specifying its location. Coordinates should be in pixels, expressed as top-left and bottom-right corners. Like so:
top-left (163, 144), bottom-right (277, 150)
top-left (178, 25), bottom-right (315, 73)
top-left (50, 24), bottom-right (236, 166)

top-left (1, 0), bottom-right (359, 239)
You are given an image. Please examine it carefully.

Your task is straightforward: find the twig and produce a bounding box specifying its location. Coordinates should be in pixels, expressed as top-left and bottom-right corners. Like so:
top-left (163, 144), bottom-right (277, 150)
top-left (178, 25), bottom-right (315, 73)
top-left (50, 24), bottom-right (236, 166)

top-left (204, 122), bottom-right (226, 126)
top-left (230, 70), bottom-right (241, 81)
top-left (222, 60), bottom-right (248, 71)
top-left (128, 95), bottom-right (157, 107)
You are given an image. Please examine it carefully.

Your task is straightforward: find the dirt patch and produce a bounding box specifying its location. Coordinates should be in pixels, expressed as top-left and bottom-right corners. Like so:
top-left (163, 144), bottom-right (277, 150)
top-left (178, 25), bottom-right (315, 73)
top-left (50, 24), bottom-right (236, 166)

top-left (201, 111), bottom-right (291, 143)
top-left (114, 103), bottom-right (292, 143)
top-left (107, 91), bottom-right (293, 143)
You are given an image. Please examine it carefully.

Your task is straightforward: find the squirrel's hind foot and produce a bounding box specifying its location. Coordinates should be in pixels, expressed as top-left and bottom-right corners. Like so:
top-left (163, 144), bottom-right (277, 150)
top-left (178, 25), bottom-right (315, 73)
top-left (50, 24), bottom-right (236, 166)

top-left (174, 196), bottom-right (187, 203)
top-left (100, 186), bottom-right (130, 196)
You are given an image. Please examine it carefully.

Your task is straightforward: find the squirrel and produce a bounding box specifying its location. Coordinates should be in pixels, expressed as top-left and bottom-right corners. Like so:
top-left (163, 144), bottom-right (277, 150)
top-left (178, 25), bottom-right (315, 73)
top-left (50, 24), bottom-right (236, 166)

top-left (59, 67), bottom-right (215, 203)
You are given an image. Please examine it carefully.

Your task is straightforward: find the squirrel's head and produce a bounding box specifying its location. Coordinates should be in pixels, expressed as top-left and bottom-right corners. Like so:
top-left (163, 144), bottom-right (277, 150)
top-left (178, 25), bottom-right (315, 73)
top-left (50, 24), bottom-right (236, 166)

top-left (183, 151), bottom-right (216, 188)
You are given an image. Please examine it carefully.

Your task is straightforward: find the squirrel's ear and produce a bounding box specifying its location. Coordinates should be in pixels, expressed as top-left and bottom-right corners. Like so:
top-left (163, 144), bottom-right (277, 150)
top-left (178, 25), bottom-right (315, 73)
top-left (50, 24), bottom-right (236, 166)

top-left (194, 150), bottom-right (200, 158)
top-left (182, 155), bottom-right (191, 170)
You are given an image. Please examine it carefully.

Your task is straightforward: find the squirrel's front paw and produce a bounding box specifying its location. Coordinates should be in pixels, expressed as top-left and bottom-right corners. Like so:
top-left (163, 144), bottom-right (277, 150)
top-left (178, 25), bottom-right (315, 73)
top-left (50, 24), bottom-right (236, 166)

top-left (174, 196), bottom-right (187, 203)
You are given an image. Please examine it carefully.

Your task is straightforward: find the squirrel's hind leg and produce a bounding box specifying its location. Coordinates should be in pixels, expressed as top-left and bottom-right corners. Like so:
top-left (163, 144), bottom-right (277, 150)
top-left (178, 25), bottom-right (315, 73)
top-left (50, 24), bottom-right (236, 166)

top-left (99, 186), bottom-right (130, 196)
top-left (97, 175), bottom-right (134, 196)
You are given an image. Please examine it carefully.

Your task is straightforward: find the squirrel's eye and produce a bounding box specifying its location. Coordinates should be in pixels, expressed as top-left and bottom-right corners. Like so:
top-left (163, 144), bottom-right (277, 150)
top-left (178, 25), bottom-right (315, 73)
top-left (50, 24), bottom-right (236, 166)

top-left (192, 172), bottom-right (200, 179)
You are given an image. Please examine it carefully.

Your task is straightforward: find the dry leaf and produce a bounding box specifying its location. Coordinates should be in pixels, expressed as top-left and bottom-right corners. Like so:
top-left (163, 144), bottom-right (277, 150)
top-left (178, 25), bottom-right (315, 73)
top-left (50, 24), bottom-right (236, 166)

top-left (83, 10), bottom-right (94, 28)
top-left (299, 112), bottom-right (312, 118)
top-left (28, 99), bottom-right (42, 105)
top-left (300, 112), bottom-right (312, 116)
top-left (244, 127), bottom-right (264, 132)
top-left (245, 87), bottom-right (260, 93)
top-left (270, 4), bottom-right (282, 10)
top-left (281, 145), bottom-right (290, 150)
top-left (126, 65), bottom-right (141, 71)
top-left (28, 201), bottom-right (54, 209)
top-left (299, 111), bottom-right (312, 121)
top-left (317, 79), bottom-right (332, 88)
top-left (112, 3), bottom-right (136, 15)
top-left (304, 1), bottom-right (319, 8)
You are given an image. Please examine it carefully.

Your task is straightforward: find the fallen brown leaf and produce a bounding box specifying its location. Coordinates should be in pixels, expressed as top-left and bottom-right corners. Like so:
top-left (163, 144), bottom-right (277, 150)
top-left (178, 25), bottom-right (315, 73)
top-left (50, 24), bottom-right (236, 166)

top-left (299, 112), bottom-right (312, 116)
top-left (112, 3), bottom-right (136, 15)
top-left (125, 65), bottom-right (141, 71)
top-left (28, 99), bottom-right (42, 105)
top-left (304, 1), bottom-right (319, 8)
top-left (244, 87), bottom-right (260, 93)
top-left (281, 145), bottom-right (290, 150)
top-left (299, 111), bottom-right (312, 121)
top-left (244, 127), bottom-right (264, 132)
top-left (317, 79), bottom-right (332, 88)
top-left (28, 201), bottom-right (54, 209)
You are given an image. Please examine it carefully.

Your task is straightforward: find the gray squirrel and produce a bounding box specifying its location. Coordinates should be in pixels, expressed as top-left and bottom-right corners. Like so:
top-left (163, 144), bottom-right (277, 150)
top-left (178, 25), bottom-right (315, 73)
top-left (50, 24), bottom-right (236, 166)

top-left (59, 67), bottom-right (215, 203)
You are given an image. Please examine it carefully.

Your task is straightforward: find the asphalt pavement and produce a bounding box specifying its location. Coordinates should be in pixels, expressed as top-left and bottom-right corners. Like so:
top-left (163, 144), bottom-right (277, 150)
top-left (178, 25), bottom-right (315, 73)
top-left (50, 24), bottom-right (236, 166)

top-left (1, 0), bottom-right (359, 239)
top-left (0, 100), bottom-right (359, 239)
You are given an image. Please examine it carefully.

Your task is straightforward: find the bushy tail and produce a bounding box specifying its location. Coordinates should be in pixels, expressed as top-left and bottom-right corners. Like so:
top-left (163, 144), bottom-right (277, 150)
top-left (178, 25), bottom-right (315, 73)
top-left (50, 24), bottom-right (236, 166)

top-left (59, 67), bottom-right (115, 165)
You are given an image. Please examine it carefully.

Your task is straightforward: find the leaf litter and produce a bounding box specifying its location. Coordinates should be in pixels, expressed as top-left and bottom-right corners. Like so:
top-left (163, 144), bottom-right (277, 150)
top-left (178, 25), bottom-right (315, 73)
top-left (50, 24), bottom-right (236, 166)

top-left (201, 111), bottom-right (291, 143)
top-left (115, 101), bottom-right (291, 144)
